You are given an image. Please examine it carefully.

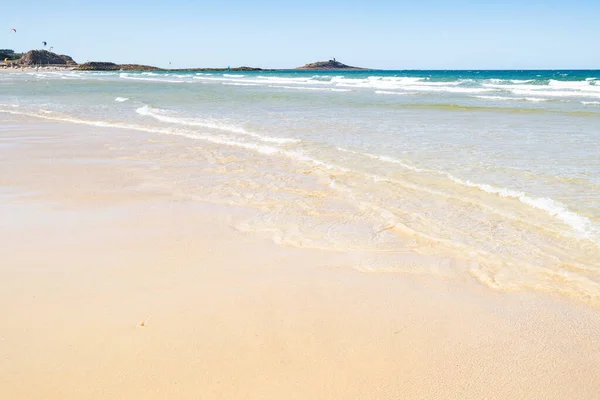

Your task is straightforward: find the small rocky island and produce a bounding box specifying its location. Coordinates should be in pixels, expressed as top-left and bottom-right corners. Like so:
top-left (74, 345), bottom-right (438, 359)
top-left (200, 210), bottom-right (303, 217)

top-left (296, 59), bottom-right (366, 70)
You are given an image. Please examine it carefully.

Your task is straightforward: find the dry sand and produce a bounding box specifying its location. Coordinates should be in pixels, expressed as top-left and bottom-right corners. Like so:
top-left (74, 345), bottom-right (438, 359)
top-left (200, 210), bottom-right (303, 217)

top-left (1, 118), bottom-right (599, 399)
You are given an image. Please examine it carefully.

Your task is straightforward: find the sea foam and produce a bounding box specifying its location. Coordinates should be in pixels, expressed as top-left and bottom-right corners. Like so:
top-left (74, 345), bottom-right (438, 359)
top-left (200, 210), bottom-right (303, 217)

top-left (135, 105), bottom-right (298, 144)
top-left (447, 176), bottom-right (599, 241)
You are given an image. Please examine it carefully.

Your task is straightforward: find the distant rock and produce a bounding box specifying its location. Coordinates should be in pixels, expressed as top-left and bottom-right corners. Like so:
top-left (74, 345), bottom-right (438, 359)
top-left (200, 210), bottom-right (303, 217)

top-left (119, 64), bottom-right (164, 71)
top-left (16, 50), bottom-right (77, 66)
top-left (75, 62), bottom-right (163, 71)
top-left (296, 59), bottom-right (366, 70)
top-left (230, 66), bottom-right (263, 71)
top-left (74, 62), bottom-right (120, 71)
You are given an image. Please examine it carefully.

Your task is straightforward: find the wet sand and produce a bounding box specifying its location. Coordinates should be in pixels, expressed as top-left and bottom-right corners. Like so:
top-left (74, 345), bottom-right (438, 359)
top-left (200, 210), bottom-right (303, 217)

top-left (1, 118), bottom-right (599, 399)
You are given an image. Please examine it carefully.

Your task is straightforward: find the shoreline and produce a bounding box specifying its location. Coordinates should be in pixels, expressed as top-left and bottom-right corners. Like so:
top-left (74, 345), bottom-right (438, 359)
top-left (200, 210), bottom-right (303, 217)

top-left (1, 116), bottom-right (599, 399)
top-left (0, 66), bottom-right (376, 72)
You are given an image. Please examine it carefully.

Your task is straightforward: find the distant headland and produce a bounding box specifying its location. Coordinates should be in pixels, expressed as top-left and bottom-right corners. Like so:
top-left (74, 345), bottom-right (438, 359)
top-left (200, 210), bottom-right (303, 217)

top-left (295, 59), bottom-right (367, 70)
top-left (1, 49), bottom-right (368, 71)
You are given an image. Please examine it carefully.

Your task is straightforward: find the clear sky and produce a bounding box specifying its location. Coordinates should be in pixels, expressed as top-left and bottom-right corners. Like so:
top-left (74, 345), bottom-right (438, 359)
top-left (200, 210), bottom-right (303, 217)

top-left (3, 0), bottom-right (600, 69)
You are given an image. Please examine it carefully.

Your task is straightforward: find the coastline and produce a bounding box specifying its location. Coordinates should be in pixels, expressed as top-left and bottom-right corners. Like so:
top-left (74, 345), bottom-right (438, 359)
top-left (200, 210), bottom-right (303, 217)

top-left (0, 66), bottom-right (376, 73)
top-left (0, 66), bottom-right (75, 72)
top-left (1, 117), bottom-right (599, 399)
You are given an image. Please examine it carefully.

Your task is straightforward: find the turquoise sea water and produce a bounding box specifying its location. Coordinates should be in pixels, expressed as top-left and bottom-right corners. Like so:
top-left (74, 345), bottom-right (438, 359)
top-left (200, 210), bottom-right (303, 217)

top-left (1, 69), bottom-right (599, 304)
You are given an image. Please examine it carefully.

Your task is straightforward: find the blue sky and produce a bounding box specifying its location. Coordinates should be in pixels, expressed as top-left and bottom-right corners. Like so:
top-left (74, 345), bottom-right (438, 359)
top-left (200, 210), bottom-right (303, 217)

top-left (3, 0), bottom-right (600, 69)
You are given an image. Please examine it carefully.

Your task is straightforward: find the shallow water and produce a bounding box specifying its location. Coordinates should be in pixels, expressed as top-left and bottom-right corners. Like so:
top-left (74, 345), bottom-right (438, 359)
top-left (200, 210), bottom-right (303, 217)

top-left (1, 69), bottom-right (599, 304)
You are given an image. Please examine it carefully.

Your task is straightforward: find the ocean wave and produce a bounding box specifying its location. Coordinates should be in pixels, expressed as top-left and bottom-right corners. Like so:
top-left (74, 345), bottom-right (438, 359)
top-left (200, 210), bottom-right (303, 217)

top-left (488, 79), bottom-right (534, 84)
top-left (447, 176), bottom-right (599, 241)
top-left (482, 83), bottom-right (547, 91)
top-left (114, 97), bottom-right (129, 102)
top-left (474, 95), bottom-right (551, 102)
top-left (336, 145), bottom-right (599, 242)
top-left (474, 95), bottom-right (510, 101)
top-left (135, 105), bottom-right (299, 144)
top-left (548, 79), bottom-right (600, 92)
top-left (193, 75), bottom-right (331, 86)
top-left (330, 76), bottom-right (467, 91)
top-left (267, 85), bottom-right (350, 92)
top-left (222, 82), bottom-right (259, 86)
top-left (581, 101), bottom-right (600, 105)
top-left (0, 106), bottom-right (352, 177)
top-left (0, 105), bottom-right (285, 155)
top-left (374, 90), bottom-right (418, 95)
top-left (510, 89), bottom-right (600, 98)
top-left (336, 147), bottom-right (424, 172)
top-left (119, 73), bottom-right (186, 83)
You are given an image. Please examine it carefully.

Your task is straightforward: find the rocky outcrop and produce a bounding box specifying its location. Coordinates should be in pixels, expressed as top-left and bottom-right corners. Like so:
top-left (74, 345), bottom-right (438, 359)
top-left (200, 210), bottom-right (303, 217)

top-left (75, 62), bottom-right (119, 71)
top-left (16, 50), bottom-right (77, 66)
top-left (119, 64), bottom-right (164, 71)
top-left (296, 60), bottom-right (365, 70)
top-left (75, 62), bottom-right (163, 71)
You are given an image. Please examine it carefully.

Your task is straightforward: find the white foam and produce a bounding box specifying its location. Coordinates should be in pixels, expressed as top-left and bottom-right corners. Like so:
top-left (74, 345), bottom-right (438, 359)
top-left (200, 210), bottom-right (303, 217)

top-left (135, 105), bottom-right (299, 144)
top-left (511, 89), bottom-right (600, 98)
top-left (0, 106), bottom-right (353, 178)
top-left (336, 145), bottom-right (600, 242)
top-left (193, 75), bottom-right (330, 87)
top-left (482, 80), bottom-right (600, 99)
top-left (0, 105), bottom-right (284, 155)
top-left (374, 90), bottom-right (417, 95)
top-left (523, 97), bottom-right (551, 102)
top-left (548, 79), bottom-right (600, 92)
top-left (448, 175), bottom-right (599, 241)
top-left (474, 95), bottom-right (510, 101)
top-left (488, 79), bottom-right (534, 84)
top-left (482, 83), bottom-right (547, 90)
top-left (114, 97), bottom-right (129, 102)
top-left (222, 82), bottom-right (259, 86)
top-left (267, 85), bottom-right (350, 92)
top-left (225, 74), bottom-right (245, 78)
top-left (337, 147), bottom-right (423, 172)
top-left (474, 95), bottom-right (550, 102)
top-left (582, 101), bottom-right (600, 105)
top-left (119, 73), bottom-right (185, 83)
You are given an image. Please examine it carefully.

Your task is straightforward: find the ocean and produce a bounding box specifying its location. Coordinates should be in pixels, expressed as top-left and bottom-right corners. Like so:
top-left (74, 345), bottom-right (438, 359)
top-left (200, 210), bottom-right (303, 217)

top-left (1, 69), bottom-right (599, 304)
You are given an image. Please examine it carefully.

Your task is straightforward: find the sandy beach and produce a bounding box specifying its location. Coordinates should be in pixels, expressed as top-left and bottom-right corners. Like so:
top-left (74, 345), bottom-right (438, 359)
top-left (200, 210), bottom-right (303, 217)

top-left (0, 66), bottom-right (75, 72)
top-left (1, 116), bottom-right (599, 399)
